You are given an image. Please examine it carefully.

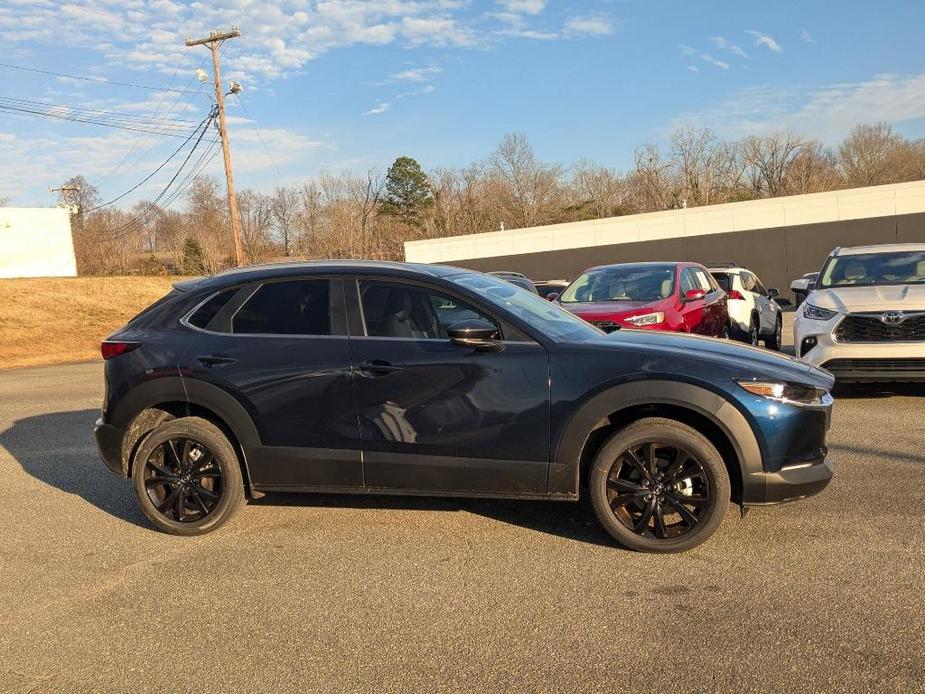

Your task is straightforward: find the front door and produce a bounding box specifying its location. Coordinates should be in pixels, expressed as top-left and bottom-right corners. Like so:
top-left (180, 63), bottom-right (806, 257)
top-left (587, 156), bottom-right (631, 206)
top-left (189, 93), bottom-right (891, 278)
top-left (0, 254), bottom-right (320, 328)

top-left (346, 278), bottom-right (550, 495)
top-left (184, 277), bottom-right (362, 489)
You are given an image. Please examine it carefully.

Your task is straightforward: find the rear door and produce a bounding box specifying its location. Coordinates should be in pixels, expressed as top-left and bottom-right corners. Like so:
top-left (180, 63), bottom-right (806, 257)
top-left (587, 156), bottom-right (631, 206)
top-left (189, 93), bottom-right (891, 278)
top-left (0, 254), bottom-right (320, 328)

top-left (184, 278), bottom-right (362, 489)
top-left (345, 278), bottom-right (550, 495)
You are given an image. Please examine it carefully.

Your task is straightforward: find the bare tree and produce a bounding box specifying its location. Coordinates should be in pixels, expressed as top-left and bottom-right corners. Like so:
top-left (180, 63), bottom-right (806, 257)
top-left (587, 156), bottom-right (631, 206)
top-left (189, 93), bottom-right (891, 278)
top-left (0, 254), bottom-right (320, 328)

top-left (270, 186), bottom-right (300, 256)
top-left (490, 132), bottom-right (563, 229)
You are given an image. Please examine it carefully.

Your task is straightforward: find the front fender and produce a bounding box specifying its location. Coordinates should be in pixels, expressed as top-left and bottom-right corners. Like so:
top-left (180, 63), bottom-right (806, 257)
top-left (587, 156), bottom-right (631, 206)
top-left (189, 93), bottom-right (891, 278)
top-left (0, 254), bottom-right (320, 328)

top-left (548, 379), bottom-right (764, 501)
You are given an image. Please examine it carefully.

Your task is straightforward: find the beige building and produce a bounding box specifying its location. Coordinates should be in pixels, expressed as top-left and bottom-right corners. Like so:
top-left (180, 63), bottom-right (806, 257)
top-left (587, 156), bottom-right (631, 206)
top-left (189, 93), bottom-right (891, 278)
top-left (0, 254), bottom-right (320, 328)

top-left (0, 207), bottom-right (77, 278)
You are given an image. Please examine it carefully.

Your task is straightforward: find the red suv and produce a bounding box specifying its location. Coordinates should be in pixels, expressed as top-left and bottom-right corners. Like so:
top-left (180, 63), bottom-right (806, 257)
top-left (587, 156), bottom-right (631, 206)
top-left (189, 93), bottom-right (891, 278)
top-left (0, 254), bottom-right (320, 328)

top-left (555, 262), bottom-right (730, 337)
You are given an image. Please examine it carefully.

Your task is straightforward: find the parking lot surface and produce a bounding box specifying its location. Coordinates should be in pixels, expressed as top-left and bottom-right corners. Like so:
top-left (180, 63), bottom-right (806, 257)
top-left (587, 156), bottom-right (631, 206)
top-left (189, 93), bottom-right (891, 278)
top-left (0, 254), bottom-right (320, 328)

top-left (1, 327), bottom-right (924, 692)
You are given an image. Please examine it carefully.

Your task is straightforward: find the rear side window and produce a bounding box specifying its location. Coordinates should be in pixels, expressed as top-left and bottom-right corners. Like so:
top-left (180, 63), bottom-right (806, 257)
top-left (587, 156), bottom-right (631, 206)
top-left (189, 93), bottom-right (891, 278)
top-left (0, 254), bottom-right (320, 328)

top-left (711, 273), bottom-right (731, 291)
top-left (187, 289), bottom-right (238, 329)
top-left (233, 280), bottom-right (333, 335)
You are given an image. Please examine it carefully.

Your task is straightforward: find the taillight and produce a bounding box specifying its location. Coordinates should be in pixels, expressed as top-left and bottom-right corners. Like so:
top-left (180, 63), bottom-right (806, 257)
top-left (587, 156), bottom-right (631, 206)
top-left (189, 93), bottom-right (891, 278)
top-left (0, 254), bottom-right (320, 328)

top-left (726, 290), bottom-right (745, 300)
top-left (101, 341), bottom-right (140, 360)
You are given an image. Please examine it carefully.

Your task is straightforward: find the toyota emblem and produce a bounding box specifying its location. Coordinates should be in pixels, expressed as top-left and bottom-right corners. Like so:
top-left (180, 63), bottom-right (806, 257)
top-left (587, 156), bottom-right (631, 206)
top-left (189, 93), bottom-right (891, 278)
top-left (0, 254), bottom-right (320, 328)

top-left (881, 311), bottom-right (904, 324)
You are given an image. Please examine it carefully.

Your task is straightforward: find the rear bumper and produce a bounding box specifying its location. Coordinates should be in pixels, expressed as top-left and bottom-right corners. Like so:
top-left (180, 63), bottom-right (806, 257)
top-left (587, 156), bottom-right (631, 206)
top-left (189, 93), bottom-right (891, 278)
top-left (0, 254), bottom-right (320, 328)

top-left (94, 418), bottom-right (127, 477)
top-left (743, 455), bottom-right (833, 506)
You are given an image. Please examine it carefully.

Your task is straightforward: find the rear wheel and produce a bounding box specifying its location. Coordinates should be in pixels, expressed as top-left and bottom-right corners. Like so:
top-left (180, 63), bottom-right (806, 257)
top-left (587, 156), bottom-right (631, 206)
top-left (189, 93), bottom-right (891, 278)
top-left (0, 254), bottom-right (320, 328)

top-left (589, 418), bottom-right (730, 553)
top-left (765, 315), bottom-right (783, 351)
top-left (747, 317), bottom-right (760, 346)
top-left (132, 417), bottom-right (244, 536)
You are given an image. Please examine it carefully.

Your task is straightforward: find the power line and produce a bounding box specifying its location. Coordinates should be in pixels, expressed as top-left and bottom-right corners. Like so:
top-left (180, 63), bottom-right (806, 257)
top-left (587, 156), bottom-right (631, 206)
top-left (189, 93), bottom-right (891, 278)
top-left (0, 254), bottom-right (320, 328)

top-left (84, 110), bottom-right (217, 213)
top-left (79, 114), bottom-right (216, 240)
top-left (0, 61), bottom-right (205, 94)
top-left (0, 94), bottom-right (199, 127)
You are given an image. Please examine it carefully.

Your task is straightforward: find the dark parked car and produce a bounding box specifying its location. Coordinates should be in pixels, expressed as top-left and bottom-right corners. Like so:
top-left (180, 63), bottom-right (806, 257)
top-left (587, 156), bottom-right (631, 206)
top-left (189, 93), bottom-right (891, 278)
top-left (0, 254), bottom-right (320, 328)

top-left (488, 270), bottom-right (540, 294)
top-left (556, 262), bottom-right (730, 337)
top-left (95, 261), bottom-right (834, 552)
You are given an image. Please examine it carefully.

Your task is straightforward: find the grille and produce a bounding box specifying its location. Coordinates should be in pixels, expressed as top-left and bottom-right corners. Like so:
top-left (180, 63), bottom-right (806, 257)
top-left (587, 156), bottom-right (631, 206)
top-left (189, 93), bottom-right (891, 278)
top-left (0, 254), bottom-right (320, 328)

top-left (834, 314), bottom-right (925, 342)
top-left (591, 320), bottom-right (621, 333)
top-left (822, 359), bottom-right (925, 374)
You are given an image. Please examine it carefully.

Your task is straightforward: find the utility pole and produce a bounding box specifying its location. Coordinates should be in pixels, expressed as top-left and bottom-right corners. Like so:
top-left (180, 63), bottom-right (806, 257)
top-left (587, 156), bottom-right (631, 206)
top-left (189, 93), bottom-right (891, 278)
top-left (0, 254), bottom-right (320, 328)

top-left (186, 27), bottom-right (245, 267)
top-left (49, 186), bottom-right (80, 214)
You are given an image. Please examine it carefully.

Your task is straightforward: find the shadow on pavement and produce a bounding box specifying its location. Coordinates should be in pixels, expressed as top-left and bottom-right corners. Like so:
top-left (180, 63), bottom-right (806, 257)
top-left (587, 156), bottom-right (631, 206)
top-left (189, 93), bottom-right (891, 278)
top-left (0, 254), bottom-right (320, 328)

top-left (3, 409), bottom-right (615, 547)
top-left (833, 383), bottom-right (925, 399)
top-left (0, 408), bottom-right (149, 528)
top-left (250, 492), bottom-right (615, 547)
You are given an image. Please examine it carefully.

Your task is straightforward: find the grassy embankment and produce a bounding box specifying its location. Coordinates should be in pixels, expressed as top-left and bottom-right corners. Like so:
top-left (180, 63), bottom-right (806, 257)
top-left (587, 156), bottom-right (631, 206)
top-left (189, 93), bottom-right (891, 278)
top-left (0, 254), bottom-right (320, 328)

top-left (0, 277), bottom-right (180, 369)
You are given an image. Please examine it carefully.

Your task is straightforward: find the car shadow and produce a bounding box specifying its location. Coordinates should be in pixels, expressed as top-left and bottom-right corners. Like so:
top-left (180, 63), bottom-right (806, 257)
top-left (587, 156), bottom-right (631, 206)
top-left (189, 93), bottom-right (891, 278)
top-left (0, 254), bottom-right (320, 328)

top-left (1, 409), bottom-right (615, 547)
top-left (832, 383), bottom-right (925, 399)
top-left (0, 408), bottom-right (149, 528)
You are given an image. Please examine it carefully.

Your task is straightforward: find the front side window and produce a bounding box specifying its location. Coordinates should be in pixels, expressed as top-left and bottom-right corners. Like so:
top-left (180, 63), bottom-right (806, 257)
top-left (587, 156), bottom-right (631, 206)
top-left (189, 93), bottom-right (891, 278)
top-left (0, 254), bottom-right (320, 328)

top-left (819, 251), bottom-right (925, 288)
top-left (359, 281), bottom-right (496, 339)
top-left (233, 280), bottom-right (333, 335)
top-left (449, 272), bottom-right (602, 342)
top-left (559, 265), bottom-right (676, 303)
top-left (692, 268), bottom-right (713, 292)
top-left (680, 269), bottom-right (699, 294)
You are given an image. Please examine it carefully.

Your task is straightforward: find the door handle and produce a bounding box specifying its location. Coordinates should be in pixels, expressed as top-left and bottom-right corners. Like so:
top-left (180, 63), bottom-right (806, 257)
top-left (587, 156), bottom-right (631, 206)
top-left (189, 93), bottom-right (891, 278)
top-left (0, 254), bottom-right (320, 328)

top-left (197, 354), bottom-right (237, 368)
top-left (358, 360), bottom-right (402, 376)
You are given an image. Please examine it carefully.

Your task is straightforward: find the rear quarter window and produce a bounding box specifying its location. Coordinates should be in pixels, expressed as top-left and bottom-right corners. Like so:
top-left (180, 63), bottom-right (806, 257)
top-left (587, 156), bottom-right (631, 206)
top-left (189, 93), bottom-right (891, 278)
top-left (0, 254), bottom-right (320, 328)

top-left (187, 289), bottom-right (238, 329)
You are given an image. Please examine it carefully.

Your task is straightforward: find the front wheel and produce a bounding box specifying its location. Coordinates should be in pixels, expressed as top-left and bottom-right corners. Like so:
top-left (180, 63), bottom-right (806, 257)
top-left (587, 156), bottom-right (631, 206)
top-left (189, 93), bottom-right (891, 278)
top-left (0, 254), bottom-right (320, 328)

top-left (765, 316), bottom-right (783, 351)
top-left (132, 417), bottom-right (245, 536)
top-left (589, 418), bottom-right (730, 553)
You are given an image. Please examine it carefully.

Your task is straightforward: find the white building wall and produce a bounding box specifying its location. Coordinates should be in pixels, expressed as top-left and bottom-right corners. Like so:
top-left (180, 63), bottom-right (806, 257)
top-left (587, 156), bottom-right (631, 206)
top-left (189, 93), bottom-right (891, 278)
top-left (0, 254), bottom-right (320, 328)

top-left (404, 180), bottom-right (925, 263)
top-left (0, 207), bottom-right (77, 278)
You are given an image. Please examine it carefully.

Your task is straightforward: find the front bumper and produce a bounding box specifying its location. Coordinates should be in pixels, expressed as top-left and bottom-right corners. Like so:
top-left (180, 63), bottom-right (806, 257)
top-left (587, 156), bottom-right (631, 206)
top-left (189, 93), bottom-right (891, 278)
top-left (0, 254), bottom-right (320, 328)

top-left (794, 313), bottom-right (925, 381)
top-left (743, 455), bottom-right (834, 506)
top-left (94, 418), bottom-right (127, 477)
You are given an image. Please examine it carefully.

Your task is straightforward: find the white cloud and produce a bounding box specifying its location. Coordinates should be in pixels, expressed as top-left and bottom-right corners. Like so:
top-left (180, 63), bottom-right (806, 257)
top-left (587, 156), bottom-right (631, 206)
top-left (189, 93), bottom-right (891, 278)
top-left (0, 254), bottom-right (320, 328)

top-left (686, 65), bottom-right (699, 73)
top-left (679, 44), bottom-right (696, 56)
top-left (710, 35), bottom-right (748, 58)
top-left (496, 0), bottom-right (545, 15)
top-left (363, 101), bottom-right (390, 116)
top-left (699, 54), bottom-right (729, 70)
top-left (671, 72), bottom-right (925, 142)
top-left (800, 29), bottom-right (815, 44)
top-left (397, 84), bottom-right (436, 99)
top-left (385, 65), bottom-right (442, 83)
top-left (746, 30), bottom-right (783, 53)
top-left (564, 16), bottom-right (615, 37)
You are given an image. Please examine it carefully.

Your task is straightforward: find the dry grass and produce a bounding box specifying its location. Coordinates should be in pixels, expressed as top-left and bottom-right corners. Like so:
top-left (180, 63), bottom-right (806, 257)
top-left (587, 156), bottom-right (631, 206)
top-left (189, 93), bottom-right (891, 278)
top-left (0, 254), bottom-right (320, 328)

top-left (0, 277), bottom-right (182, 369)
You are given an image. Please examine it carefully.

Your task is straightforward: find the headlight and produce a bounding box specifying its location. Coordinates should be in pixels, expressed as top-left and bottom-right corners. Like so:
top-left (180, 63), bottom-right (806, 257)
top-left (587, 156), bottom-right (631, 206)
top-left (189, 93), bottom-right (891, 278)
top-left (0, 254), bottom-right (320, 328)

top-left (802, 303), bottom-right (837, 321)
top-left (736, 380), bottom-right (831, 406)
top-left (625, 311), bottom-right (664, 326)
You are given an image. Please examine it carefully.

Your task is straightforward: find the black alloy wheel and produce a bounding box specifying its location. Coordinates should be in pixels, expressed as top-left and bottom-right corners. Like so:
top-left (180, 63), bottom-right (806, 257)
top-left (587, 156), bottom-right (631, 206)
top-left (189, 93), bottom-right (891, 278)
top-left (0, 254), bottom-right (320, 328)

top-left (749, 319), bottom-right (760, 346)
top-left (604, 442), bottom-right (712, 539)
top-left (143, 437), bottom-right (223, 523)
top-left (589, 417), bottom-right (730, 552)
top-left (132, 417), bottom-right (244, 535)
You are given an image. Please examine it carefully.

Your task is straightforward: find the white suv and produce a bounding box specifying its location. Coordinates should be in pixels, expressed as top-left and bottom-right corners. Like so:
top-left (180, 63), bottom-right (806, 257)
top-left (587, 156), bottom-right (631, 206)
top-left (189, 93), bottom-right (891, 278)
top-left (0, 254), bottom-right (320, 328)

top-left (708, 266), bottom-right (783, 349)
top-left (793, 243), bottom-right (925, 382)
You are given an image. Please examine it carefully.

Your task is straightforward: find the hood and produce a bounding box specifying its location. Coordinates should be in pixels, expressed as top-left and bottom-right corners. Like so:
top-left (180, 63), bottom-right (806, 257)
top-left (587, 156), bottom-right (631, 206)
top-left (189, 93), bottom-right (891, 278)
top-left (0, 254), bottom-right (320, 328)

top-left (560, 298), bottom-right (669, 320)
top-left (598, 329), bottom-right (833, 389)
top-left (808, 284), bottom-right (925, 312)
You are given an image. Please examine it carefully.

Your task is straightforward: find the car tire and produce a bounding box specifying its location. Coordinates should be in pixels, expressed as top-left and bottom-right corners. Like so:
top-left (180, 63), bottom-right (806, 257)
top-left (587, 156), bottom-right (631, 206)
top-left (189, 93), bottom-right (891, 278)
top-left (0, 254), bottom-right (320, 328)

top-left (765, 316), bottom-right (783, 351)
top-left (132, 416), bottom-right (245, 536)
top-left (588, 417), bottom-right (730, 553)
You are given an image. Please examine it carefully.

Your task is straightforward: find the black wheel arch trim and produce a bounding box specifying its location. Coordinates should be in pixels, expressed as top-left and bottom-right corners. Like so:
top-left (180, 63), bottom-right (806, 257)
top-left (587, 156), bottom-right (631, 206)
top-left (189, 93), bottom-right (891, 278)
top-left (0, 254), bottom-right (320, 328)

top-left (107, 375), bottom-right (262, 483)
top-left (550, 378), bottom-right (767, 503)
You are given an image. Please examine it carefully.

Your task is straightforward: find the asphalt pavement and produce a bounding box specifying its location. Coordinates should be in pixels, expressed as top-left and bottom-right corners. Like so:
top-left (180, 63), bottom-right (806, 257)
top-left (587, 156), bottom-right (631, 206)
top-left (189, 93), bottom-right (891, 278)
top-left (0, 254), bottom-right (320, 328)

top-left (1, 326), bottom-right (924, 692)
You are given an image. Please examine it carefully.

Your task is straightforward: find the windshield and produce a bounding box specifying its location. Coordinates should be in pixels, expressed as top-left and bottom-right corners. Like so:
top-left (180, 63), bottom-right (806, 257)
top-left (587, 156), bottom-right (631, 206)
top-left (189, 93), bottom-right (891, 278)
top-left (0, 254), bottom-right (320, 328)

top-left (559, 265), bottom-right (675, 303)
top-left (818, 251), bottom-right (925, 288)
top-left (449, 273), bottom-right (603, 342)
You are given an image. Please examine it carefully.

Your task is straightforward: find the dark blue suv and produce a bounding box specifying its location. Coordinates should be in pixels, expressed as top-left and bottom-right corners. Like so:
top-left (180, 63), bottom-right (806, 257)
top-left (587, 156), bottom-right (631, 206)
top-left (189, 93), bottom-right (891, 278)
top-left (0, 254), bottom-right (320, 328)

top-left (95, 261), bottom-right (834, 552)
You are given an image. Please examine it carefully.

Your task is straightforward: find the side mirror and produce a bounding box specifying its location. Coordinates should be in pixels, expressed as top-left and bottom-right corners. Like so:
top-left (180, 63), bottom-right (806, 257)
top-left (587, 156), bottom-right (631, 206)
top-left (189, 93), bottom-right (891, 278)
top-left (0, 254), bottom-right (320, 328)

top-left (767, 287), bottom-right (780, 298)
top-left (448, 319), bottom-right (504, 352)
top-left (683, 289), bottom-right (706, 302)
top-left (546, 292), bottom-right (559, 302)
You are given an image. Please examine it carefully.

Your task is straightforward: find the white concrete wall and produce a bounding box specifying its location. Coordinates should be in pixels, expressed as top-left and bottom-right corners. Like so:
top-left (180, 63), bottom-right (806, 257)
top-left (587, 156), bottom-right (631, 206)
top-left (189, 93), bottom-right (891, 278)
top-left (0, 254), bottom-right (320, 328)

top-left (405, 180), bottom-right (925, 263)
top-left (0, 207), bottom-right (77, 278)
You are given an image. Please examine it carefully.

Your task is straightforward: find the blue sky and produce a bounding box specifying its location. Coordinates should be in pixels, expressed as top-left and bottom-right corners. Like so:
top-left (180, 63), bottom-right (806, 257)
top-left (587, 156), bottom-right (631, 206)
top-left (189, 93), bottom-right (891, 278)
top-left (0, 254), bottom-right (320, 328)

top-left (2, 0), bottom-right (925, 207)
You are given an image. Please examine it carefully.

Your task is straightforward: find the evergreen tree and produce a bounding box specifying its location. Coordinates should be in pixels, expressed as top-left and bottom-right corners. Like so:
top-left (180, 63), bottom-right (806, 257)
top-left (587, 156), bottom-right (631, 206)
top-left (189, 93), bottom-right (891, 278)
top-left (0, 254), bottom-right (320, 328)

top-left (181, 236), bottom-right (205, 275)
top-left (380, 156), bottom-right (433, 227)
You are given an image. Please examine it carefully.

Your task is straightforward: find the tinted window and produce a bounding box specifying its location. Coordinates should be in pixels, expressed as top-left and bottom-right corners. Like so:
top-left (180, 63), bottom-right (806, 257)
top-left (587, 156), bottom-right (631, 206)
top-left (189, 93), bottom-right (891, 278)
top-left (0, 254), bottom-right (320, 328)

top-left (559, 265), bottom-right (675, 303)
top-left (360, 281), bottom-right (495, 339)
top-left (711, 273), bottom-right (731, 291)
top-left (188, 289), bottom-right (237, 329)
top-left (233, 280), bottom-right (333, 335)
